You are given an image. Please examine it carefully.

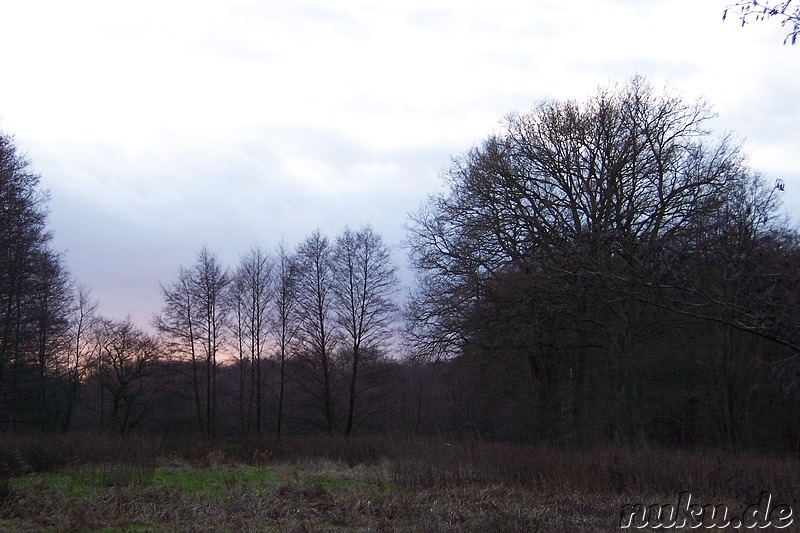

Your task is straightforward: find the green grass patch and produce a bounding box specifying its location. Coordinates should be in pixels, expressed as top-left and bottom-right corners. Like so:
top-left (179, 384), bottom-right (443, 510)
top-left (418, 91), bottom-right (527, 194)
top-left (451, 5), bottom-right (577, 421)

top-left (273, 459), bottom-right (396, 494)
top-left (9, 464), bottom-right (157, 499)
top-left (152, 465), bottom-right (278, 496)
top-left (6, 462), bottom-right (378, 499)
top-left (10, 471), bottom-right (93, 497)
top-left (305, 473), bottom-right (357, 491)
top-left (8, 464), bottom-right (280, 498)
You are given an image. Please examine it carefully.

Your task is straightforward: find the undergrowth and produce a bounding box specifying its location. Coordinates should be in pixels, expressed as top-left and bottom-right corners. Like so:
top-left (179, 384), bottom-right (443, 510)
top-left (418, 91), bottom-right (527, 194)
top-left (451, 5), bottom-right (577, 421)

top-left (0, 433), bottom-right (797, 531)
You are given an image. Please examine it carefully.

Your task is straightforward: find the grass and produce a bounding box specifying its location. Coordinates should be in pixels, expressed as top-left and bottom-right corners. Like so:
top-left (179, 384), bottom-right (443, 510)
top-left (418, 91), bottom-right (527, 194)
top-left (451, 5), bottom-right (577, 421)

top-left (151, 466), bottom-right (276, 496)
top-left (0, 462), bottom-right (592, 531)
top-left (0, 434), bottom-right (798, 531)
top-left (1, 460), bottom-right (396, 532)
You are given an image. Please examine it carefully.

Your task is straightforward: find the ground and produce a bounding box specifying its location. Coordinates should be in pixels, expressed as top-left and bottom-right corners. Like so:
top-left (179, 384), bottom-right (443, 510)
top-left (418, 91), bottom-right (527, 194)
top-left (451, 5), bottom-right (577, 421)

top-left (0, 435), bottom-right (797, 531)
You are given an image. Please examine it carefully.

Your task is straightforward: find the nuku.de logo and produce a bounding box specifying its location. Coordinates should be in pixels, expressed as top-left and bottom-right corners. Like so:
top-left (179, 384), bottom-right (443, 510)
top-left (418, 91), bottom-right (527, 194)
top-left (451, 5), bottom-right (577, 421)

top-left (619, 491), bottom-right (794, 529)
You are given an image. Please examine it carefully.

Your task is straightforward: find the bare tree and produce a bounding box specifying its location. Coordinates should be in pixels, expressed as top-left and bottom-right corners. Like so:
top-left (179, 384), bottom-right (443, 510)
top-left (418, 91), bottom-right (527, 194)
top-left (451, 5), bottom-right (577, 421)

top-left (193, 248), bottom-right (229, 437)
top-left (228, 273), bottom-right (247, 434)
top-left (34, 251), bottom-right (74, 406)
top-left (61, 284), bottom-right (98, 431)
top-left (407, 77), bottom-right (742, 359)
top-left (273, 240), bottom-right (299, 438)
top-left (94, 317), bottom-right (162, 435)
top-left (333, 226), bottom-right (398, 436)
top-left (156, 247), bottom-right (228, 436)
top-left (294, 230), bottom-right (338, 432)
top-left (405, 77), bottom-right (796, 445)
top-left (228, 245), bottom-right (273, 434)
top-left (156, 266), bottom-right (203, 431)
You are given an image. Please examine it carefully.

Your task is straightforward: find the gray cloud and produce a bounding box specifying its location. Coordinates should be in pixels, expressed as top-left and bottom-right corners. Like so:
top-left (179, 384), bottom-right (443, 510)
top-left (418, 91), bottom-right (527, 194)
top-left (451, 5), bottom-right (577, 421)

top-left (4, 0), bottom-right (799, 325)
top-left (29, 120), bottom-right (455, 324)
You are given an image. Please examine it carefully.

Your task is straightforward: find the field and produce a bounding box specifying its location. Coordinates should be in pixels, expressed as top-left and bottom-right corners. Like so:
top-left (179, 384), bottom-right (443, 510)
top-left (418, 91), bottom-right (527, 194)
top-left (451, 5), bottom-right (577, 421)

top-left (0, 434), bottom-right (797, 531)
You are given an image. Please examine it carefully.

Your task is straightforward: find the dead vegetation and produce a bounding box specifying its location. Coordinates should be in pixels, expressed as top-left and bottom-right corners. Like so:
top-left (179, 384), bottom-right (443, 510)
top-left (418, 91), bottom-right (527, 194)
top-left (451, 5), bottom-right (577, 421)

top-left (0, 433), bottom-right (797, 531)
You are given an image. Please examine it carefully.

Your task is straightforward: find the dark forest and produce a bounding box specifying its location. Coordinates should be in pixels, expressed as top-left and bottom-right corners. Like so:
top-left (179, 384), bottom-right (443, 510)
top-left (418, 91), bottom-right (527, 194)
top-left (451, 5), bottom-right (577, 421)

top-left (2, 78), bottom-right (799, 454)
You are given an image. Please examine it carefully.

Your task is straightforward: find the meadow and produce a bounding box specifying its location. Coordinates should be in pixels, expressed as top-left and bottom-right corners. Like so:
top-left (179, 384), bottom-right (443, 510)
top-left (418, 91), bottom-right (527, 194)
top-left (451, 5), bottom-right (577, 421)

top-left (0, 434), bottom-right (797, 531)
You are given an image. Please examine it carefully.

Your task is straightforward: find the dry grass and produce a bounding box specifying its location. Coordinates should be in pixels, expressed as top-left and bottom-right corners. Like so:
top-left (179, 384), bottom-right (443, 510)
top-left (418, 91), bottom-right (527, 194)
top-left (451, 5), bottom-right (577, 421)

top-left (0, 462), bottom-right (628, 531)
top-left (0, 434), bottom-right (797, 531)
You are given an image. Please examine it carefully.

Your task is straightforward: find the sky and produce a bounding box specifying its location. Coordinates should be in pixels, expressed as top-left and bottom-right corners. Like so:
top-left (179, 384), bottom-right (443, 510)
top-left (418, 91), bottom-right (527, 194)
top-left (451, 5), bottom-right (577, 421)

top-left (0, 0), bottom-right (799, 326)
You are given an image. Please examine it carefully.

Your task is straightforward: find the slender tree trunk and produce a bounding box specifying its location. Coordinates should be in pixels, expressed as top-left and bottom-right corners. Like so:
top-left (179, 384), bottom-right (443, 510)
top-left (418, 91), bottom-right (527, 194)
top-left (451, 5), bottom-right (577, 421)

top-left (256, 344), bottom-right (262, 435)
top-left (99, 358), bottom-right (105, 434)
top-left (60, 332), bottom-right (83, 433)
top-left (186, 295), bottom-right (203, 433)
top-left (319, 317), bottom-right (333, 433)
top-left (277, 343), bottom-right (286, 438)
top-left (206, 337), bottom-right (212, 436)
top-left (11, 297), bottom-right (22, 431)
top-left (345, 346), bottom-right (359, 436)
top-left (238, 329), bottom-right (246, 435)
top-left (211, 317), bottom-right (218, 437)
top-left (37, 309), bottom-right (48, 420)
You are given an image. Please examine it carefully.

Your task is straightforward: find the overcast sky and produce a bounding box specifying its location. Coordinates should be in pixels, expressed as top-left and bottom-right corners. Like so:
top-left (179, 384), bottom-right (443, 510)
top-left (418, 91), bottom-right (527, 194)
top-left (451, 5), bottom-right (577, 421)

top-left (1, 0), bottom-right (798, 326)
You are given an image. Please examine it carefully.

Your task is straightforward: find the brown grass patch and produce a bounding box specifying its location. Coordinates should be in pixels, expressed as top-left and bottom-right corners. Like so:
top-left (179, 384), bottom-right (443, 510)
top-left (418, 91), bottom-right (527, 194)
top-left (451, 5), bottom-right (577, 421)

top-left (0, 434), bottom-right (796, 531)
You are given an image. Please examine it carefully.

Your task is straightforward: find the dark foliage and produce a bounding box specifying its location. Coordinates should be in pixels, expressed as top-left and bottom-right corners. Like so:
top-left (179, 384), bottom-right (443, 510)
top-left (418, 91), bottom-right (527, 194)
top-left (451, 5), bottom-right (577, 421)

top-left (407, 78), bottom-right (800, 450)
top-left (0, 130), bottom-right (73, 431)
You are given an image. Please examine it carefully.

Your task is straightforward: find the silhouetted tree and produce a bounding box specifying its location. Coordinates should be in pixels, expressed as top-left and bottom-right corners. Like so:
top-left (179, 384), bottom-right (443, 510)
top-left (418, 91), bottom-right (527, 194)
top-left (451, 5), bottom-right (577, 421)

top-left (407, 77), bottom-right (799, 446)
top-left (228, 272), bottom-right (248, 434)
top-left (193, 248), bottom-right (229, 437)
top-left (333, 226), bottom-right (398, 436)
top-left (0, 129), bottom-right (73, 430)
top-left (294, 230), bottom-right (338, 432)
top-left (30, 250), bottom-right (73, 424)
top-left (93, 317), bottom-right (163, 435)
top-left (156, 247), bottom-right (229, 436)
top-left (228, 245), bottom-right (273, 434)
top-left (273, 241), bottom-right (299, 438)
top-left (61, 285), bottom-right (98, 432)
top-left (156, 266), bottom-right (204, 431)
top-left (408, 77), bottom-right (736, 354)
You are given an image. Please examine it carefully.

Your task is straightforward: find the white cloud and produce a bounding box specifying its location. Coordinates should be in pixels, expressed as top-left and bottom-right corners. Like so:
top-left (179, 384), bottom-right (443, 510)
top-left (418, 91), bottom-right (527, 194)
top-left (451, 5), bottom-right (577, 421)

top-left (2, 0), bottom-right (799, 323)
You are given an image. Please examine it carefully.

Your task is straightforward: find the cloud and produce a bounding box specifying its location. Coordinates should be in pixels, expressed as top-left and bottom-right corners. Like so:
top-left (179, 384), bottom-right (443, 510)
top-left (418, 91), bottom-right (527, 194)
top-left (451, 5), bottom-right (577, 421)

top-left (3, 0), bottom-right (800, 324)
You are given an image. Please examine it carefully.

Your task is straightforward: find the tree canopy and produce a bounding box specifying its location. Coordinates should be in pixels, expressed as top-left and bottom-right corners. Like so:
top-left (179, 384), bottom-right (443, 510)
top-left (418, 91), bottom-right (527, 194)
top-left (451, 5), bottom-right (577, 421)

top-left (0, 130), bottom-right (74, 430)
top-left (406, 77), bottom-right (800, 445)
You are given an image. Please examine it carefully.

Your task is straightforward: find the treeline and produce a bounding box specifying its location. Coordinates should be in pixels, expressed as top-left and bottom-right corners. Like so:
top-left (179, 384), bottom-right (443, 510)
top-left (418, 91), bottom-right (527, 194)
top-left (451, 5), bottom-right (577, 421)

top-left (0, 203), bottom-right (406, 437)
top-left (152, 228), bottom-right (399, 438)
top-left (2, 77), bottom-right (799, 451)
top-left (0, 139), bottom-right (488, 440)
top-left (0, 148), bottom-right (446, 439)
